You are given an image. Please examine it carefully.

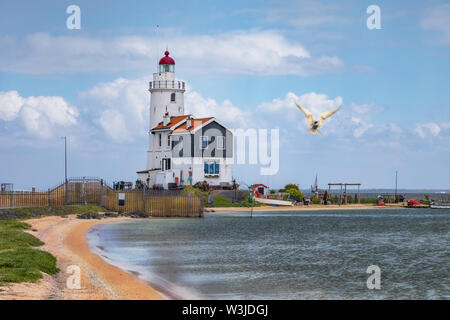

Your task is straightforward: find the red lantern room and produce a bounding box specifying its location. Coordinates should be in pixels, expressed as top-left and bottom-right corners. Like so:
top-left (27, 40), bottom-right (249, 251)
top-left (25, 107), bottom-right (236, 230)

top-left (159, 50), bottom-right (175, 73)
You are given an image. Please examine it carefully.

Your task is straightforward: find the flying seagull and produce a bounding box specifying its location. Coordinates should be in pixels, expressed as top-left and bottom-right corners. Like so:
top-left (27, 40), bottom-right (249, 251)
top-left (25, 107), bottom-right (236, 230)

top-left (295, 103), bottom-right (340, 136)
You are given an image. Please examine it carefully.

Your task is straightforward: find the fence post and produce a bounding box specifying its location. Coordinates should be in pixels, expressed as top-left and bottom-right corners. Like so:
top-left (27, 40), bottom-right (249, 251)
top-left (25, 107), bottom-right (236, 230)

top-left (65, 180), bottom-right (68, 205)
top-left (100, 179), bottom-right (103, 207)
top-left (82, 176), bottom-right (87, 205)
top-left (48, 188), bottom-right (51, 206)
top-left (142, 189), bottom-right (146, 216)
top-left (200, 194), bottom-right (205, 217)
top-left (10, 192), bottom-right (14, 208)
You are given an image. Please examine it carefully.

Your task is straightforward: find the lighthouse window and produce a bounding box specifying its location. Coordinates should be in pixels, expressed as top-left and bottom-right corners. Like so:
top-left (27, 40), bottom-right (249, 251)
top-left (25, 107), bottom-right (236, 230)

top-left (158, 134), bottom-right (162, 147)
top-left (170, 93), bottom-right (176, 102)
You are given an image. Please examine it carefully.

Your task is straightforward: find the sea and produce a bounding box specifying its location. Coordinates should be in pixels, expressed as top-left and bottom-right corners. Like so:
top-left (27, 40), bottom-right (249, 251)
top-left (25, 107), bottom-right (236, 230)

top-left (86, 208), bottom-right (449, 299)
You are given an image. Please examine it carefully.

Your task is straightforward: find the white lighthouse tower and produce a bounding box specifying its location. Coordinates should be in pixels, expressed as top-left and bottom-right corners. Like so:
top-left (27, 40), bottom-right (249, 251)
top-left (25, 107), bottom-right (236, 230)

top-left (146, 51), bottom-right (186, 170)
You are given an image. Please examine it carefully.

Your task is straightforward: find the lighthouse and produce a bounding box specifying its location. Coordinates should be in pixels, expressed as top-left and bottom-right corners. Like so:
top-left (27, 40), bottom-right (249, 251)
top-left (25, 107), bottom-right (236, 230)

top-left (147, 51), bottom-right (186, 170)
top-left (137, 50), bottom-right (234, 190)
top-left (149, 51), bottom-right (185, 129)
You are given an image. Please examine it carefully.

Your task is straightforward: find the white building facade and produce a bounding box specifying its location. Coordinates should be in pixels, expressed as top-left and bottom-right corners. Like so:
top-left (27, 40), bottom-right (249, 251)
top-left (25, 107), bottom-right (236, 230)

top-left (137, 51), bottom-right (233, 189)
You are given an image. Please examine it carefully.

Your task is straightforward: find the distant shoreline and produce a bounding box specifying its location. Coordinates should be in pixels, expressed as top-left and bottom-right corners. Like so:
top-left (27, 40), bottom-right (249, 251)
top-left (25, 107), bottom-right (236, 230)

top-left (207, 203), bottom-right (408, 212)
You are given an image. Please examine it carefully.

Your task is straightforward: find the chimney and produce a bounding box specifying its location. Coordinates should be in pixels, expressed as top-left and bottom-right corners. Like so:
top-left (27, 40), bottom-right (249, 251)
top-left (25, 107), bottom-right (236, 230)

top-left (163, 112), bottom-right (170, 126)
top-left (186, 116), bottom-right (192, 129)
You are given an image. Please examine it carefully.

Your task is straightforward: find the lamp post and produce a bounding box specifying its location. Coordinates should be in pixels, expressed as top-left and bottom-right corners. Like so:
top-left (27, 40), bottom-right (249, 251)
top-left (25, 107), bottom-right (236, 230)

top-left (62, 136), bottom-right (68, 204)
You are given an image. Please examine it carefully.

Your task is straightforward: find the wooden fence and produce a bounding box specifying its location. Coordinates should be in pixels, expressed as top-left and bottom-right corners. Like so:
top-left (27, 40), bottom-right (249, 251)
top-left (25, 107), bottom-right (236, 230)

top-left (0, 183), bottom-right (66, 208)
top-left (102, 188), bottom-right (203, 217)
top-left (0, 178), bottom-right (203, 217)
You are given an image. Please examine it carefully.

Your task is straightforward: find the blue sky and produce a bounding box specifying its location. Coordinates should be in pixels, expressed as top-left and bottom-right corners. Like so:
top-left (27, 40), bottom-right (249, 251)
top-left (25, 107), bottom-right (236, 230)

top-left (1, 0), bottom-right (449, 190)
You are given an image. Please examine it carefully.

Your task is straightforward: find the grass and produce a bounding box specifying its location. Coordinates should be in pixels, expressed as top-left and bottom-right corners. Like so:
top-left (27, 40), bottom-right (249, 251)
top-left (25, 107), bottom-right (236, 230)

top-left (0, 220), bottom-right (59, 285)
top-left (206, 195), bottom-right (263, 208)
top-left (0, 204), bottom-right (105, 220)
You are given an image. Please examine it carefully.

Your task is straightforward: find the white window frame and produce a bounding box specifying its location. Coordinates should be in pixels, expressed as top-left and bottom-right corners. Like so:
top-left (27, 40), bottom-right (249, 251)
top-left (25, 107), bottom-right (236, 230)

top-left (200, 136), bottom-right (208, 149)
top-left (217, 136), bottom-right (225, 150)
top-left (204, 160), bottom-right (220, 176)
top-left (158, 133), bottom-right (162, 147)
top-left (167, 135), bottom-right (171, 147)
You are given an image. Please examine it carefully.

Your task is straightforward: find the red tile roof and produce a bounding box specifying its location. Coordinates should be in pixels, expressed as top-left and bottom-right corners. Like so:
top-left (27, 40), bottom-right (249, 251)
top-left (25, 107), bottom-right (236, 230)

top-left (151, 115), bottom-right (188, 130)
top-left (172, 117), bottom-right (213, 133)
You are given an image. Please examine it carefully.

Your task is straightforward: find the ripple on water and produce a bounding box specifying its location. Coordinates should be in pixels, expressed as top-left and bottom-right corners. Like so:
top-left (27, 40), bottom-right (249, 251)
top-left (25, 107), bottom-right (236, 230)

top-left (88, 209), bottom-right (450, 299)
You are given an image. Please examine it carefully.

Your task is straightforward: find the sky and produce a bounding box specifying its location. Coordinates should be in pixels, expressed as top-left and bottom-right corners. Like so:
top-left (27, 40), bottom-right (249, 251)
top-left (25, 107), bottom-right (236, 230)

top-left (0, 0), bottom-right (449, 190)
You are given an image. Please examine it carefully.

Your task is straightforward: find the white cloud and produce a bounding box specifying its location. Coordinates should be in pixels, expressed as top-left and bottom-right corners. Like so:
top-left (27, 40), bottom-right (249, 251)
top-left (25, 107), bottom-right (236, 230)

top-left (185, 86), bottom-right (248, 128)
top-left (0, 31), bottom-right (343, 76)
top-left (414, 122), bottom-right (441, 139)
top-left (77, 77), bottom-right (249, 142)
top-left (0, 90), bottom-right (23, 121)
top-left (351, 117), bottom-right (374, 138)
top-left (0, 91), bottom-right (78, 138)
top-left (98, 109), bottom-right (129, 142)
top-left (351, 102), bottom-right (383, 115)
top-left (421, 4), bottom-right (450, 43)
top-left (78, 77), bottom-right (149, 142)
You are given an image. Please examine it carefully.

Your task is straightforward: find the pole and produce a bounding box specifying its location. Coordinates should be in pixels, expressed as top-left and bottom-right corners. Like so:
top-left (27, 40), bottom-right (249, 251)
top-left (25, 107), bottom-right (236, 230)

top-left (64, 137), bottom-right (67, 184)
top-left (62, 136), bottom-right (68, 205)
top-left (395, 170), bottom-right (398, 202)
top-left (100, 179), bottom-right (104, 207)
top-left (250, 187), bottom-right (254, 219)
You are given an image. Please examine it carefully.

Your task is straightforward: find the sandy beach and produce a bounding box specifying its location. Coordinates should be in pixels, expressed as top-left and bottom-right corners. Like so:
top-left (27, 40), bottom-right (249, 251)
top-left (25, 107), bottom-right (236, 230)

top-left (0, 215), bottom-right (164, 300)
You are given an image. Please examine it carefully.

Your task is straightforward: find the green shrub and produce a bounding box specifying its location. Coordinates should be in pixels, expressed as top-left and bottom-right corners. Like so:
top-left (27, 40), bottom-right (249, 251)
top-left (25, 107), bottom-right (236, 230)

top-left (284, 184), bottom-right (299, 191)
top-left (311, 196), bottom-right (321, 204)
top-left (181, 185), bottom-right (203, 196)
top-left (285, 188), bottom-right (304, 201)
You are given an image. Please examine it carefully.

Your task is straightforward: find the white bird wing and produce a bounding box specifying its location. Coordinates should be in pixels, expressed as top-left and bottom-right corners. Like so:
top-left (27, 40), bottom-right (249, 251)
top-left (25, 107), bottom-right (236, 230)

top-left (296, 103), bottom-right (314, 127)
top-left (318, 107), bottom-right (340, 127)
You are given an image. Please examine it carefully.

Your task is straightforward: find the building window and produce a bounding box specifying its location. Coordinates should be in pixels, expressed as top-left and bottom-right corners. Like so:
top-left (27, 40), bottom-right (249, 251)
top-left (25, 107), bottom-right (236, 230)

top-left (217, 136), bottom-right (225, 150)
top-left (158, 134), bottom-right (162, 147)
top-left (162, 158), bottom-right (171, 171)
top-left (200, 136), bottom-right (208, 149)
top-left (204, 161), bottom-right (220, 175)
top-left (168, 135), bottom-right (171, 147)
top-left (170, 93), bottom-right (176, 102)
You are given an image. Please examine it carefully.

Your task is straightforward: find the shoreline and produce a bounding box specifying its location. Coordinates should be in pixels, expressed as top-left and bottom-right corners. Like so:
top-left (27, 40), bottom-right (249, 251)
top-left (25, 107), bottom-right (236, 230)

top-left (0, 216), bottom-right (164, 300)
top-left (207, 203), bottom-right (407, 212)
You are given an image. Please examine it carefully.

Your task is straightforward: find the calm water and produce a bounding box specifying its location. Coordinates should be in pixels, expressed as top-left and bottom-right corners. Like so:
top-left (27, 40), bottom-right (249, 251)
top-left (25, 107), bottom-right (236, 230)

top-left (87, 209), bottom-right (450, 299)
